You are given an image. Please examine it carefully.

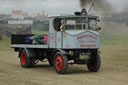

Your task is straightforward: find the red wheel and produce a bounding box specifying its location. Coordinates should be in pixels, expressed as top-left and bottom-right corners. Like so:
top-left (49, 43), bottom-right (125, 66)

top-left (20, 49), bottom-right (35, 68)
top-left (55, 56), bottom-right (63, 71)
top-left (54, 52), bottom-right (68, 74)
top-left (21, 52), bottom-right (26, 65)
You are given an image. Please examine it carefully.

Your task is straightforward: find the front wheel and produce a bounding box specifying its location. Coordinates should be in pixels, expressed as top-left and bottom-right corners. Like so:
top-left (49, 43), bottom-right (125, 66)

top-left (54, 52), bottom-right (68, 74)
top-left (87, 53), bottom-right (101, 72)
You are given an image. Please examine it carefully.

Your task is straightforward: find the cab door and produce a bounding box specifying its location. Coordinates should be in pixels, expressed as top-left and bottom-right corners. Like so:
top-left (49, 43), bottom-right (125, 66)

top-left (56, 32), bottom-right (62, 48)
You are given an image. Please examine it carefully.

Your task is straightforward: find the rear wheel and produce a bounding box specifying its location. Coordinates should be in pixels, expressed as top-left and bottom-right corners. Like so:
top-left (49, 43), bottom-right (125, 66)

top-left (54, 52), bottom-right (68, 74)
top-left (48, 58), bottom-right (54, 66)
top-left (20, 49), bottom-right (35, 68)
top-left (87, 53), bottom-right (101, 72)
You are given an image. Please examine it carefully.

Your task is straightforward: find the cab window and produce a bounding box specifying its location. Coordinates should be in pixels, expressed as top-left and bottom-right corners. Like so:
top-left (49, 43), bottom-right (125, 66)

top-left (89, 19), bottom-right (97, 30)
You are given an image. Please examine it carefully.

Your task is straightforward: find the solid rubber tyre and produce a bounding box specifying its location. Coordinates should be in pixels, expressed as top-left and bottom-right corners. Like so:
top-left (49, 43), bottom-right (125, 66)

top-left (87, 53), bottom-right (101, 72)
top-left (54, 52), bottom-right (68, 74)
top-left (20, 49), bottom-right (35, 68)
top-left (48, 58), bottom-right (54, 66)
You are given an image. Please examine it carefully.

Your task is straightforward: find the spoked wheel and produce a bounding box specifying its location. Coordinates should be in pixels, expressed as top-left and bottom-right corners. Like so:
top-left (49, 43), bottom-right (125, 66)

top-left (54, 52), bottom-right (68, 74)
top-left (20, 52), bottom-right (26, 65)
top-left (20, 49), bottom-right (35, 68)
top-left (87, 53), bottom-right (101, 72)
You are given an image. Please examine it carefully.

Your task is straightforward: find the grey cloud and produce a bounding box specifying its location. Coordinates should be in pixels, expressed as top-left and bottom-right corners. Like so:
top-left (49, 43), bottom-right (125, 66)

top-left (0, 0), bottom-right (79, 14)
top-left (0, 0), bottom-right (127, 15)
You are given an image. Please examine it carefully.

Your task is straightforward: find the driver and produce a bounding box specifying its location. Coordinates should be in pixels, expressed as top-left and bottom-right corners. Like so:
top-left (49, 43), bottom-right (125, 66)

top-left (57, 20), bottom-right (64, 31)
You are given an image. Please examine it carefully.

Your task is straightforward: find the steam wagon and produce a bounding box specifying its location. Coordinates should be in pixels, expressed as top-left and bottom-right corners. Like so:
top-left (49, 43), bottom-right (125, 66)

top-left (11, 12), bottom-right (101, 74)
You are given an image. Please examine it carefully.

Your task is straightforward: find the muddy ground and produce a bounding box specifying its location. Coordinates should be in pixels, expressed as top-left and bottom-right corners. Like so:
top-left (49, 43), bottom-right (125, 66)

top-left (0, 22), bottom-right (128, 85)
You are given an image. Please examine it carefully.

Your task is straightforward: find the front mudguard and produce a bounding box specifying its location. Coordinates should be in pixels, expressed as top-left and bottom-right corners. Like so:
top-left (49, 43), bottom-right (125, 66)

top-left (53, 49), bottom-right (69, 55)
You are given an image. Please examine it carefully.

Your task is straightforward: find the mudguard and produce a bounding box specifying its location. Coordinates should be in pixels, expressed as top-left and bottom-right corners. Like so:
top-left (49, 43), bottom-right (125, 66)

top-left (18, 48), bottom-right (36, 58)
top-left (54, 49), bottom-right (69, 55)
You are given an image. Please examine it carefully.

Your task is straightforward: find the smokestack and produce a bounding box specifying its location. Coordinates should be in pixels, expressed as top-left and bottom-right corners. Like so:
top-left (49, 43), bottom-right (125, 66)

top-left (74, 0), bottom-right (89, 16)
top-left (81, 9), bottom-right (87, 16)
top-left (74, 9), bottom-right (87, 16)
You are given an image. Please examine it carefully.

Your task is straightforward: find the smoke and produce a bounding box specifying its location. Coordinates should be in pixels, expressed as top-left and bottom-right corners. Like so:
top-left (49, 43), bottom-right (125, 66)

top-left (80, 0), bottom-right (90, 8)
top-left (80, 0), bottom-right (113, 15)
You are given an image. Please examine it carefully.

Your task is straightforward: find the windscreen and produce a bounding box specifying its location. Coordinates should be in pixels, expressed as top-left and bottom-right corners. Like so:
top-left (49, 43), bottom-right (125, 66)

top-left (64, 18), bottom-right (88, 30)
top-left (63, 18), bottom-right (97, 31)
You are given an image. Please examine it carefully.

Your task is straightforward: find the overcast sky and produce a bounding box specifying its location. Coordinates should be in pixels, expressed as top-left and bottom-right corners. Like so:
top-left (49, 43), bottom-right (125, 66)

top-left (0, 0), bottom-right (127, 15)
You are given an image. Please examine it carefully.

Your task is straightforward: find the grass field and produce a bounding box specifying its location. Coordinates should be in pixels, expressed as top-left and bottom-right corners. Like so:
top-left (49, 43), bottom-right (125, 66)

top-left (0, 22), bottom-right (128, 85)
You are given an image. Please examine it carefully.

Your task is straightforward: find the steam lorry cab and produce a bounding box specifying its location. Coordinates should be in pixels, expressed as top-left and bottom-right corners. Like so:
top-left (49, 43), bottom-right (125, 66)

top-left (11, 15), bottom-right (101, 74)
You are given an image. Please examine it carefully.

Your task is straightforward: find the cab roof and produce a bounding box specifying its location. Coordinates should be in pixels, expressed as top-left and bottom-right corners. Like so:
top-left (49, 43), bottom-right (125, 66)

top-left (49, 15), bottom-right (99, 19)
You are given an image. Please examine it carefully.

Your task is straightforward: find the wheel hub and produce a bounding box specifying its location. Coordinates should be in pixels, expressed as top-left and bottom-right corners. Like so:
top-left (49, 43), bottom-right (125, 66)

top-left (57, 60), bottom-right (60, 66)
top-left (55, 56), bottom-right (63, 71)
top-left (21, 52), bottom-right (26, 65)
